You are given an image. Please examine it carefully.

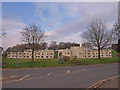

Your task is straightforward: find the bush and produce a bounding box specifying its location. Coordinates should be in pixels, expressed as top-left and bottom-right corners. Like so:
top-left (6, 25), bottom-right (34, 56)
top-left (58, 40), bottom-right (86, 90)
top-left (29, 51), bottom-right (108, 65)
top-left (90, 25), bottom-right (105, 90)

top-left (62, 56), bottom-right (70, 61)
top-left (2, 61), bottom-right (6, 67)
top-left (72, 56), bottom-right (77, 61)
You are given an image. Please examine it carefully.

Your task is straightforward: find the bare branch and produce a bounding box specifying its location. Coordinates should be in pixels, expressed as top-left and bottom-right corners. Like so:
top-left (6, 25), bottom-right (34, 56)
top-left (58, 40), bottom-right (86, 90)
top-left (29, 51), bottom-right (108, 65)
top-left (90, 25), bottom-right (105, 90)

top-left (20, 23), bottom-right (45, 62)
top-left (82, 19), bottom-right (114, 58)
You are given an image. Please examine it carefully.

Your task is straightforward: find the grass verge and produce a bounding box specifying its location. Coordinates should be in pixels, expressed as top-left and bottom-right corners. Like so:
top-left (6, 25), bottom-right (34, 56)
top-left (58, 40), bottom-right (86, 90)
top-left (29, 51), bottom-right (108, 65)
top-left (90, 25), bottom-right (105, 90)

top-left (2, 56), bottom-right (119, 69)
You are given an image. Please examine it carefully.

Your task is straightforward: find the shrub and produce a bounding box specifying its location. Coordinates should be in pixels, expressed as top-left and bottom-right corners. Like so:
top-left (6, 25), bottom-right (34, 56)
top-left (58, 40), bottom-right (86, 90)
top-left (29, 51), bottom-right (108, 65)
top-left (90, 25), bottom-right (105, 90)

top-left (62, 56), bottom-right (70, 61)
top-left (72, 56), bottom-right (77, 61)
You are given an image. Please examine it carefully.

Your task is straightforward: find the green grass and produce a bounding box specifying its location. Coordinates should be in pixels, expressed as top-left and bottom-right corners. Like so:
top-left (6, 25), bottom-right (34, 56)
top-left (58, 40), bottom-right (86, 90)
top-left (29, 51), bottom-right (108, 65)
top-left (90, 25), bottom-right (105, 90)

top-left (76, 57), bottom-right (119, 65)
top-left (2, 56), bottom-right (119, 69)
top-left (112, 50), bottom-right (118, 56)
top-left (54, 51), bottom-right (58, 58)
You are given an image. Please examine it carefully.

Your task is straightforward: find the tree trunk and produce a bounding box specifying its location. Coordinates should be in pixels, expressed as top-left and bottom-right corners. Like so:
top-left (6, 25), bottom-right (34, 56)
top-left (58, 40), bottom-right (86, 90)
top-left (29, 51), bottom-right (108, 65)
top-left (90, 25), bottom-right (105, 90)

top-left (32, 36), bottom-right (35, 62)
top-left (32, 49), bottom-right (34, 62)
top-left (117, 39), bottom-right (120, 53)
top-left (98, 48), bottom-right (100, 59)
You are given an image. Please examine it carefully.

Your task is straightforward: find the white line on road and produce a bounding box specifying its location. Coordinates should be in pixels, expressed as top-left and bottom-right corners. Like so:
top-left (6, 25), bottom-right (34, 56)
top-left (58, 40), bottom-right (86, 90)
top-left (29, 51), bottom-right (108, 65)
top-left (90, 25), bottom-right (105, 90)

top-left (67, 70), bottom-right (70, 73)
top-left (19, 75), bottom-right (30, 80)
top-left (83, 69), bottom-right (86, 70)
top-left (46, 73), bottom-right (52, 77)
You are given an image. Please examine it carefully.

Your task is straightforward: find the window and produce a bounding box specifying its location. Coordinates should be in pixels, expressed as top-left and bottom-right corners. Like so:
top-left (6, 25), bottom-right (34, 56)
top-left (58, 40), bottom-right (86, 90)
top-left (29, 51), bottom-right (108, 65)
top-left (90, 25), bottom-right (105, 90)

top-left (106, 51), bottom-right (108, 54)
top-left (46, 53), bottom-right (48, 55)
top-left (46, 56), bottom-right (48, 58)
top-left (50, 56), bottom-right (52, 58)
top-left (41, 56), bottom-right (43, 58)
top-left (93, 56), bottom-right (95, 57)
top-left (68, 53), bottom-right (69, 54)
top-left (42, 53), bottom-right (44, 55)
top-left (88, 56), bottom-right (90, 57)
top-left (50, 53), bottom-right (52, 55)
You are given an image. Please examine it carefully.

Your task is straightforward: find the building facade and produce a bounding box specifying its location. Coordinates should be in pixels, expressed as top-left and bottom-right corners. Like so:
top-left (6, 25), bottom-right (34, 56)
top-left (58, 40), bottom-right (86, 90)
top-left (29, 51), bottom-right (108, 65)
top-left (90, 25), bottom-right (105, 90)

top-left (7, 46), bottom-right (112, 59)
top-left (58, 46), bottom-right (112, 58)
top-left (7, 49), bottom-right (54, 59)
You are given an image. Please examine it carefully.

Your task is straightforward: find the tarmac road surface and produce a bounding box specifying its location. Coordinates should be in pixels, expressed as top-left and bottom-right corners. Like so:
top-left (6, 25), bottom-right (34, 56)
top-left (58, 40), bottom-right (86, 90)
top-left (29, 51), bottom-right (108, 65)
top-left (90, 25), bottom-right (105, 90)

top-left (2, 64), bottom-right (118, 88)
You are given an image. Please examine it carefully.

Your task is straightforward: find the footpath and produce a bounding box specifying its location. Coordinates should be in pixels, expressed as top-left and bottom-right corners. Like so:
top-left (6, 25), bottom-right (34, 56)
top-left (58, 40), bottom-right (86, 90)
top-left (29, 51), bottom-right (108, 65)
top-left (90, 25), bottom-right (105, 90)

top-left (99, 76), bottom-right (119, 88)
top-left (88, 75), bottom-right (119, 89)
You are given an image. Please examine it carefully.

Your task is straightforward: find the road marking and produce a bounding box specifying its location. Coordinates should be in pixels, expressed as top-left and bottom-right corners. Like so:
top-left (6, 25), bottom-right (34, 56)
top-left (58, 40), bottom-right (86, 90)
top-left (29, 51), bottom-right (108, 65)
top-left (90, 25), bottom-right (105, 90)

top-left (88, 75), bottom-right (119, 88)
top-left (3, 80), bottom-right (20, 83)
top-left (83, 69), bottom-right (86, 70)
top-left (19, 75), bottom-right (30, 80)
top-left (46, 73), bottom-right (52, 77)
top-left (67, 70), bottom-right (70, 73)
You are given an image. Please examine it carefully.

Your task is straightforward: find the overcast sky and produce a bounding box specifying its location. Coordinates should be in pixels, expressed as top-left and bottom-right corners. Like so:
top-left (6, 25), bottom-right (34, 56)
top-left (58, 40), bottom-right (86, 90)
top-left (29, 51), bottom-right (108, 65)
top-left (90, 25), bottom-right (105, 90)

top-left (2, 2), bottom-right (118, 50)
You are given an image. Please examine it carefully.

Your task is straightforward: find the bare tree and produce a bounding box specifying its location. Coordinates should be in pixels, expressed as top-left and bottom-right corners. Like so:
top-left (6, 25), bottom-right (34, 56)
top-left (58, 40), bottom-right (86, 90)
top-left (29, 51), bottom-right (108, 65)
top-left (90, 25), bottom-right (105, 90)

top-left (113, 20), bottom-right (120, 53)
top-left (40, 42), bottom-right (48, 49)
top-left (49, 41), bottom-right (57, 50)
top-left (82, 19), bottom-right (114, 59)
top-left (20, 24), bottom-right (45, 62)
top-left (81, 42), bottom-right (92, 49)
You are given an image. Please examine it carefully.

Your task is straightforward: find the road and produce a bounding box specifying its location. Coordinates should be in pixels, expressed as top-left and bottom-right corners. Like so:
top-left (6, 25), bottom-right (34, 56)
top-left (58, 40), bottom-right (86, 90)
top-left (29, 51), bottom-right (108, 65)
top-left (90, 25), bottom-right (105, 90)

top-left (2, 64), bottom-right (118, 88)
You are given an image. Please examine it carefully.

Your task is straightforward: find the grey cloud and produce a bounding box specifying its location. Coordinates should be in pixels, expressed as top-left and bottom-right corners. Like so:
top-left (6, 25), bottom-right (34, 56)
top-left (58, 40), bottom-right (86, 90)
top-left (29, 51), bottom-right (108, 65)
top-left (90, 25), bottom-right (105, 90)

top-left (2, 19), bottom-right (26, 50)
top-left (43, 2), bottom-right (117, 43)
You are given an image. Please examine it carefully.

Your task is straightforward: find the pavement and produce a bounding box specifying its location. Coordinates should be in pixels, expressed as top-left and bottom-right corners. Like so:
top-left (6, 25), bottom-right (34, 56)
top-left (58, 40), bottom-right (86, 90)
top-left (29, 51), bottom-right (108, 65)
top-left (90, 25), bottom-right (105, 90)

top-left (88, 75), bottom-right (119, 89)
top-left (99, 76), bottom-right (119, 88)
top-left (2, 63), bottom-right (119, 88)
